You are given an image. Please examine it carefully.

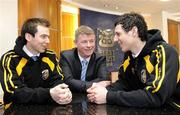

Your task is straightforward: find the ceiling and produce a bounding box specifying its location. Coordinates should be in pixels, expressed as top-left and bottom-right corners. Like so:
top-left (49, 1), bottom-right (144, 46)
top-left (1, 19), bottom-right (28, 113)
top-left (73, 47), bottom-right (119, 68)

top-left (64, 0), bottom-right (180, 21)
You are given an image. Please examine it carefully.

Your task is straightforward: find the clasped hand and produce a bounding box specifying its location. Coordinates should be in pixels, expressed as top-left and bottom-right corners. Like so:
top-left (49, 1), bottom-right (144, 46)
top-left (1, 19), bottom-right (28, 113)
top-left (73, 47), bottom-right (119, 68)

top-left (87, 84), bottom-right (108, 104)
top-left (50, 83), bottom-right (72, 104)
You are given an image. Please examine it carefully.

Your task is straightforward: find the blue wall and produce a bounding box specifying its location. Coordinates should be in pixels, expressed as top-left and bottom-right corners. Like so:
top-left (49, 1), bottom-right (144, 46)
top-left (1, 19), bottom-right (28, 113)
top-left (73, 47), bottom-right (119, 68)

top-left (80, 9), bottom-right (118, 30)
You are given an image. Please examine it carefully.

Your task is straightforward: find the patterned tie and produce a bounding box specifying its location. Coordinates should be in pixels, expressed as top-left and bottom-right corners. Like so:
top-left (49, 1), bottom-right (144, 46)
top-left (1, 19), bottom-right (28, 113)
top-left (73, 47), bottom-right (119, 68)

top-left (81, 59), bottom-right (88, 81)
top-left (31, 56), bottom-right (38, 61)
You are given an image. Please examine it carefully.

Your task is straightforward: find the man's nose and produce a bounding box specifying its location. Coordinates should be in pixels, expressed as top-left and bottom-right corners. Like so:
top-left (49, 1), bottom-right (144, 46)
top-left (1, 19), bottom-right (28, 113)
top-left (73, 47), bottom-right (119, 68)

top-left (114, 36), bottom-right (118, 42)
top-left (87, 41), bottom-right (92, 47)
top-left (46, 37), bottom-right (50, 43)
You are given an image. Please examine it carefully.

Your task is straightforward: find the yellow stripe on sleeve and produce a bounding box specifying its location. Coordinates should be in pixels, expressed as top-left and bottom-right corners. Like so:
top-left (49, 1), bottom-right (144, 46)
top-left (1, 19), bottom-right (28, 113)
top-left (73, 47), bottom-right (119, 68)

top-left (146, 50), bottom-right (159, 91)
top-left (144, 55), bottom-right (154, 73)
top-left (56, 65), bottom-right (64, 80)
top-left (2, 52), bottom-right (15, 93)
top-left (16, 58), bottom-right (28, 76)
top-left (7, 55), bottom-right (19, 89)
top-left (46, 50), bottom-right (55, 55)
top-left (172, 102), bottom-right (180, 108)
top-left (123, 56), bottom-right (130, 72)
top-left (152, 45), bottom-right (166, 93)
top-left (4, 102), bottom-right (12, 110)
top-left (42, 57), bottom-right (55, 71)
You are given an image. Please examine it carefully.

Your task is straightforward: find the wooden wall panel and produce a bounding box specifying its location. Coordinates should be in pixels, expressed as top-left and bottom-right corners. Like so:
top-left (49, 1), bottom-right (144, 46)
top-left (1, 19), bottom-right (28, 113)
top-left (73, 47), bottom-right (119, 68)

top-left (18, 0), bottom-right (61, 56)
top-left (61, 12), bottom-right (76, 51)
top-left (168, 19), bottom-right (180, 53)
top-left (49, 30), bottom-right (58, 56)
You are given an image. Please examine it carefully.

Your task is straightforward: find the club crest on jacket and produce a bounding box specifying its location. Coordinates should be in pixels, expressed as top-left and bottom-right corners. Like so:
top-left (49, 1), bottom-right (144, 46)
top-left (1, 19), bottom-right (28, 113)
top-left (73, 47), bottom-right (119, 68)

top-left (42, 69), bottom-right (49, 80)
top-left (141, 69), bottom-right (147, 83)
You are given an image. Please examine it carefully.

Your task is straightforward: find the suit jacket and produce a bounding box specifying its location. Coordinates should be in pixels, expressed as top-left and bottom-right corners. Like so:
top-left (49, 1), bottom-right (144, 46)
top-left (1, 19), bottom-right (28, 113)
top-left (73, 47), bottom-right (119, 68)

top-left (59, 48), bottom-right (109, 93)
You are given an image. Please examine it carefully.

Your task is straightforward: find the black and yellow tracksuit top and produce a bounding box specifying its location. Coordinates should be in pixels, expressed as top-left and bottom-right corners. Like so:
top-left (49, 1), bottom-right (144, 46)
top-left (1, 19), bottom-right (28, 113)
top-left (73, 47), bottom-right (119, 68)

top-left (0, 37), bottom-right (64, 109)
top-left (106, 29), bottom-right (180, 108)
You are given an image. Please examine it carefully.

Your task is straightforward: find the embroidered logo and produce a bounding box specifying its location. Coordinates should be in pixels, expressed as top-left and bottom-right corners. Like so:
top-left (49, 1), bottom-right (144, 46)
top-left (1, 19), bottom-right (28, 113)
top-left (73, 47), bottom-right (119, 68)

top-left (42, 69), bottom-right (49, 80)
top-left (141, 69), bottom-right (147, 83)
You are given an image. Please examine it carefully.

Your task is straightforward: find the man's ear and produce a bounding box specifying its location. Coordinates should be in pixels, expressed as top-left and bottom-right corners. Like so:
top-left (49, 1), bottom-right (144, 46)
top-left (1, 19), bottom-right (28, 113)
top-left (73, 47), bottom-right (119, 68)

top-left (25, 33), bottom-right (32, 42)
top-left (74, 39), bottom-right (77, 47)
top-left (132, 26), bottom-right (138, 37)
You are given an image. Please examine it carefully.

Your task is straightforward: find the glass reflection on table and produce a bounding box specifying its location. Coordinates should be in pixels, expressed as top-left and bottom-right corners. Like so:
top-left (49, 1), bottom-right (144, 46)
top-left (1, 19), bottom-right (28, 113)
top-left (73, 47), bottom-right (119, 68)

top-left (3, 93), bottom-right (179, 115)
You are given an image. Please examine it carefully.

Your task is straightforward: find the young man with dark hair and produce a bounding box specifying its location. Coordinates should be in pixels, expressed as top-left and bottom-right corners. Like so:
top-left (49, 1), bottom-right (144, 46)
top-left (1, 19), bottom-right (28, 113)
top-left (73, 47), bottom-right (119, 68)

top-left (0, 18), bottom-right (72, 109)
top-left (87, 12), bottom-right (180, 108)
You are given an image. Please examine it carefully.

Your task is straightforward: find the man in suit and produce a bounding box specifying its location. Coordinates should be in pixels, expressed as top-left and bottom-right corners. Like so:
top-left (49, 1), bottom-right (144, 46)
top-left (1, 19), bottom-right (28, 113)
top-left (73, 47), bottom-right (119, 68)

top-left (59, 25), bottom-right (110, 93)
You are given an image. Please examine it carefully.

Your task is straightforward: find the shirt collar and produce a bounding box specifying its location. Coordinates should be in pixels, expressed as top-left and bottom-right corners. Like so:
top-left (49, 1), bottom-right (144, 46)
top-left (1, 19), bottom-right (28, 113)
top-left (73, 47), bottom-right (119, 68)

top-left (78, 53), bottom-right (90, 62)
top-left (132, 41), bottom-right (146, 58)
top-left (23, 45), bottom-right (40, 57)
top-left (132, 50), bottom-right (141, 58)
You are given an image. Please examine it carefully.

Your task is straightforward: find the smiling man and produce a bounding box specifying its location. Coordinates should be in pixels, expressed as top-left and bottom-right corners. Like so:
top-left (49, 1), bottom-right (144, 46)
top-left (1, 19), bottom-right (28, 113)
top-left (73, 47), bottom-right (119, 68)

top-left (59, 25), bottom-right (110, 93)
top-left (87, 12), bottom-right (180, 108)
top-left (0, 18), bottom-right (72, 109)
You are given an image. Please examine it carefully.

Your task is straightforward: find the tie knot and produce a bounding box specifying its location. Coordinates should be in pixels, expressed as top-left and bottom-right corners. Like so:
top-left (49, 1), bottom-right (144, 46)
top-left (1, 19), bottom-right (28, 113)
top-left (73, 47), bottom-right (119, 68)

top-left (82, 59), bottom-right (88, 65)
top-left (31, 56), bottom-right (38, 61)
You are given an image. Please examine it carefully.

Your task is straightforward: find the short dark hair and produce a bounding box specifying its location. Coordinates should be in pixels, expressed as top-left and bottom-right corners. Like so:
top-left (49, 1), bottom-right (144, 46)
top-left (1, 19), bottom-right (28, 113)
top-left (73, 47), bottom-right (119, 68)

top-left (21, 18), bottom-right (50, 38)
top-left (114, 12), bottom-right (148, 41)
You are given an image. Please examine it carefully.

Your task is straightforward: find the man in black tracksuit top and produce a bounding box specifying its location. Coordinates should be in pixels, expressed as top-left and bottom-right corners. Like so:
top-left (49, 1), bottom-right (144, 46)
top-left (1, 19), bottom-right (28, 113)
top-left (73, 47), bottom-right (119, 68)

top-left (0, 18), bottom-right (72, 109)
top-left (87, 12), bottom-right (180, 108)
